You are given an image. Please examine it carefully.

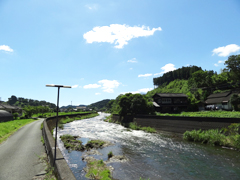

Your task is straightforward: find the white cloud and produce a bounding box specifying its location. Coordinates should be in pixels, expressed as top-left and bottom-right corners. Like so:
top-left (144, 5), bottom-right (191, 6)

top-left (83, 84), bottom-right (101, 89)
top-left (95, 93), bottom-right (101, 95)
top-left (121, 88), bottom-right (153, 95)
top-left (85, 4), bottom-right (98, 10)
top-left (218, 60), bottom-right (225, 63)
top-left (129, 68), bottom-right (133, 70)
top-left (72, 85), bottom-right (79, 88)
top-left (127, 58), bottom-right (137, 63)
top-left (0, 45), bottom-right (13, 52)
top-left (154, 63), bottom-right (176, 76)
top-left (138, 88), bottom-right (153, 93)
top-left (83, 24), bottom-right (162, 49)
top-left (98, 79), bottom-right (120, 93)
top-left (138, 73), bottom-right (152, 78)
top-left (214, 63), bottom-right (218, 67)
top-left (212, 44), bottom-right (240, 57)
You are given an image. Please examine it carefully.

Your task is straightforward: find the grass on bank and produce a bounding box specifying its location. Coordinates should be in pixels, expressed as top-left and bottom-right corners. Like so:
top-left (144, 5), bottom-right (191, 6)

top-left (58, 113), bottom-right (99, 129)
top-left (128, 122), bottom-right (156, 133)
top-left (85, 159), bottom-right (111, 180)
top-left (0, 119), bottom-right (35, 144)
top-left (183, 123), bottom-right (240, 149)
top-left (32, 111), bottom-right (92, 118)
top-left (157, 110), bottom-right (240, 118)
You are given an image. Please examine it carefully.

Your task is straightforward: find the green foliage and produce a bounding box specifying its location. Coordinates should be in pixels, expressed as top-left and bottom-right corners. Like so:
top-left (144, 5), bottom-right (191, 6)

top-left (85, 140), bottom-right (105, 150)
top-left (128, 122), bottom-right (156, 133)
top-left (7, 95), bottom-right (56, 109)
top-left (41, 136), bottom-right (45, 144)
top-left (40, 122), bottom-right (43, 130)
top-left (153, 65), bottom-right (202, 86)
top-left (230, 94), bottom-right (240, 111)
top-left (88, 99), bottom-right (111, 111)
top-left (146, 79), bottom-right (189, 98)
top-left (13, 113), bottom-right (19, 120)
top-left (85, 159), bottom-right (111, 180)
top-left (60, 134), bottom-right (84, 151)
top-left (118, 93), bottom-right (154, 117)
top-left (0, 119), bottom-right (34, 144)
top-left (183, 123), bottom-right (240, 149)
top-left (108, 151), bottom-right (113, 159)
top-left (224, 54), bottom-right (240, 82)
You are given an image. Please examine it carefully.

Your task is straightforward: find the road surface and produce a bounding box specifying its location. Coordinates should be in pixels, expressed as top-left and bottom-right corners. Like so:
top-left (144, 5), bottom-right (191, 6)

top-left (0, 119), bottom-right (46, 180)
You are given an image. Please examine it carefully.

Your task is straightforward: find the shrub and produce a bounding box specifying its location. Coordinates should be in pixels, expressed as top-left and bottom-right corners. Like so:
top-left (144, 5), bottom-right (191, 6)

top-left (13, 113), bottom-right (18, 120)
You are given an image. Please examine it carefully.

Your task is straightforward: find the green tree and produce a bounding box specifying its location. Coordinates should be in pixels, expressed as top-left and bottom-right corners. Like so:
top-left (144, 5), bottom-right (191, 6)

top-left (8, 95), bottom-right (17, 105)
top-left (23, 106), bottom-right (35, 118)
top-left (118, 93), bottom-right (154, 118)
top-left (224, 54), bottom-right (240, 82)
top-left (231, 94), bottom-right (240, 111)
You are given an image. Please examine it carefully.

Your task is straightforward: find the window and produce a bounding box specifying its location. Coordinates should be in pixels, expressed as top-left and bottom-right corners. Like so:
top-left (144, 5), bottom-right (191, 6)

top-left (162, 98), bottom-right (172, 104)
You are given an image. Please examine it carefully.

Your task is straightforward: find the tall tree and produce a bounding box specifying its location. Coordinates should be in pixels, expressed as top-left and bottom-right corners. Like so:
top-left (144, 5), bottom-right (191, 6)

top-left (8, 95), bottom-right (17, 105)
top-left (224, 54), bottom-right (240, 82)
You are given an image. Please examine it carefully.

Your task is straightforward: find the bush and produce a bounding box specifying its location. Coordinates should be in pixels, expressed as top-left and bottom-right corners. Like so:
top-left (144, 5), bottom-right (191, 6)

top-left (13, 113), bottom-right (18, 120)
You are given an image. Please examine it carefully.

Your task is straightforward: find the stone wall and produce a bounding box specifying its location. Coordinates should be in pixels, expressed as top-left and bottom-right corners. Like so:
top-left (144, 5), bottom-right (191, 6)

top-left (112, 114), bottom-right (240, 134)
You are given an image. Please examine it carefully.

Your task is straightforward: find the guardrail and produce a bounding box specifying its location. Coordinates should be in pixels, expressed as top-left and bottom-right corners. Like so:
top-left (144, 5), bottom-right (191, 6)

top-left (42, 113), bottom-right (91, 180)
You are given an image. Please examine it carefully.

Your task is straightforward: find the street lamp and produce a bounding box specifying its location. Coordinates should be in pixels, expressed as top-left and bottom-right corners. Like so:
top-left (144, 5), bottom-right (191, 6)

top-left (46, 84), bottom-right (71, 167)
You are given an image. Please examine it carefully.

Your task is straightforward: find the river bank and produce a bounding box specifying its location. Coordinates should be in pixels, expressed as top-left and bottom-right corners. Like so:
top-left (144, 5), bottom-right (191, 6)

top-left (56, 112), bottom-right (240, 180)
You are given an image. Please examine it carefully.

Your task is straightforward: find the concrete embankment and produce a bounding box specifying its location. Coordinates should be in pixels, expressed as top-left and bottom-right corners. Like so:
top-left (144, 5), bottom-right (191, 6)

top-left (112, 114), bottom-right (240, 134)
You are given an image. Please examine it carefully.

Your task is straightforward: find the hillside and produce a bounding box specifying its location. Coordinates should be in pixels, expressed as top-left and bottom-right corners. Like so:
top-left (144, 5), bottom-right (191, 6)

top-left (146, 79), bottom-right (189, 98)
top-left (87, 99), bottom-right (111, 110)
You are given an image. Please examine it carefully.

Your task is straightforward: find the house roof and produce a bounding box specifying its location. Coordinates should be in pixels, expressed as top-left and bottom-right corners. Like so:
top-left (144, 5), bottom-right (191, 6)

top-left (205, 91), bottom-right (233, 104)
top-left (0, 104), bottom-right (22, 110)
top-left (207, 91), bottom-right (231, 99)
top-left (153, 93), bottom-right (187, 98)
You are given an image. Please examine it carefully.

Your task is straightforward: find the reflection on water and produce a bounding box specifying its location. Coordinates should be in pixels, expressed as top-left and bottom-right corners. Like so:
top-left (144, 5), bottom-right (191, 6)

top-left (56, 112), bottom-right (240, 180)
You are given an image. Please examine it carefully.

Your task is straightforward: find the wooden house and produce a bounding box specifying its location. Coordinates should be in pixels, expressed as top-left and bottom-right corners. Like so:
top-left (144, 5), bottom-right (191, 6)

top-left (152, 93), bottom-right (188, 113)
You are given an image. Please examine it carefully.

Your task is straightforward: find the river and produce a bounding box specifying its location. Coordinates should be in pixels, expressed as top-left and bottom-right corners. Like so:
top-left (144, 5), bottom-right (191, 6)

top-left (56, 112), bottom-right (240, 180)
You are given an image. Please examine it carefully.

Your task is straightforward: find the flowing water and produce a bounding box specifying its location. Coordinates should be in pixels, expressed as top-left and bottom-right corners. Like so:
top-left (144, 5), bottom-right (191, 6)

top-left (56, 113), bottom-right (240, 180)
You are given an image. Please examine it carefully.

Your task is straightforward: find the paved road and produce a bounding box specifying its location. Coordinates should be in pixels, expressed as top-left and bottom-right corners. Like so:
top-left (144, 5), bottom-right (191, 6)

top-left (0, 119), bottom-right (46, 180)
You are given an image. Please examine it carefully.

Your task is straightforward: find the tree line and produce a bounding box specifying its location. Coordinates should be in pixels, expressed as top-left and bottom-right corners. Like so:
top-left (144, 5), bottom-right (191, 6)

top-left (153, 65), bottom-right (202, 86)
top-left (6, 95), bottom-right (56, 109)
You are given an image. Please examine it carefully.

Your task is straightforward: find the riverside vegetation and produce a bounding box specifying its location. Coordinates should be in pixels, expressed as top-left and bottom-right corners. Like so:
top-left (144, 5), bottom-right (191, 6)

top-left (183, 123), bottom-right (240, 149)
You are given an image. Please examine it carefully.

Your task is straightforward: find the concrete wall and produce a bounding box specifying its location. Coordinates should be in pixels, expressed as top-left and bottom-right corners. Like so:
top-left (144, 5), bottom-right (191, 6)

top-left (112, 114), bottom-right (240, 134)
top-left (42, 113), bottom-right (91, 180)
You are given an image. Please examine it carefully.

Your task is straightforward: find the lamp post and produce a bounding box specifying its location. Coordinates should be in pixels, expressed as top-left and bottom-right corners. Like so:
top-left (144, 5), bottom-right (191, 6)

top-left (46, 84), bottom-right (71, 167)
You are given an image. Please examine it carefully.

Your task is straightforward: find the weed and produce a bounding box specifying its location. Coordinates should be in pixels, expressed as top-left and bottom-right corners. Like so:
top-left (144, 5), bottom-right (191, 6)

top-left (41, 136), bottom-right (45, 145)
top-left (85, 159), bottom-right (111, 180)
top-left (108, 151), bottom-right (113, 159)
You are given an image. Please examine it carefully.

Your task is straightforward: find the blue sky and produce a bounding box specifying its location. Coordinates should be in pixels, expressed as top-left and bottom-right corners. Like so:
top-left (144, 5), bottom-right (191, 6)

top-left (1, 0), bottom-right (240, 106)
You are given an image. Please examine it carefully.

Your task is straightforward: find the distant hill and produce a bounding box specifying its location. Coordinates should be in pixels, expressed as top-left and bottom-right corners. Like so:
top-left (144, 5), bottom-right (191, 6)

top-left (87, 99), bottom-right (111, 110)
top-left (61, 105), bottom-right (86, 109)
